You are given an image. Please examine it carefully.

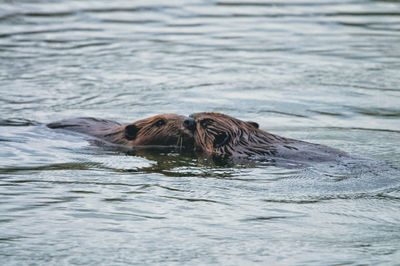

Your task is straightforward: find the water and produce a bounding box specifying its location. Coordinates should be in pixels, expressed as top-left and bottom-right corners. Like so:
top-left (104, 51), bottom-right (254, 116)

top-left (1, 0), bottom-right (400, 265)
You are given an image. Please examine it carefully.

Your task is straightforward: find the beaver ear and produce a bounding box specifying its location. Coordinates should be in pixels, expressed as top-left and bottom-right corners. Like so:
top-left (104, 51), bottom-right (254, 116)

top-left (124, 124), bottom-right (139, 140)
top-left (247, 121), bottom-right (259, 129)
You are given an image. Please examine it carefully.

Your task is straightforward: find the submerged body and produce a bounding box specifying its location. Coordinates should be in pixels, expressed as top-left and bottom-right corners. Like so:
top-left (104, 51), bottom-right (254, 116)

top-left (184, 112), bottom-right (349, 163)
top-left (47, 114), bottom-right (194, 150)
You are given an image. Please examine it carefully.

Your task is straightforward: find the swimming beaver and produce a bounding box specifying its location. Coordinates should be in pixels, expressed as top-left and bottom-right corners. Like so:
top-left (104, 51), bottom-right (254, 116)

top-left (47, 114), bottom-right (194, 149)
top-left (183, 112), bottom-right (348, 163)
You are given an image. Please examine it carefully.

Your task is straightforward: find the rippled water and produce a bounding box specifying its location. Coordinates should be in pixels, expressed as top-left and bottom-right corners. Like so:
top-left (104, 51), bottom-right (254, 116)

top-left (1, 0), bottom-right (400, 265)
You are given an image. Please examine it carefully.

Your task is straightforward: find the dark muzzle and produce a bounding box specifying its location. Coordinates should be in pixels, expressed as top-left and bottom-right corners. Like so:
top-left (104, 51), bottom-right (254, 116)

top-left (183, 118), bottom-right (196, 132)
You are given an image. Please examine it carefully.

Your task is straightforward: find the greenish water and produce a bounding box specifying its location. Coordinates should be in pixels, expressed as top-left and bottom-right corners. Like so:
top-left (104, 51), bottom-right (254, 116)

top-left (1, 0), bottom-right (400, 265)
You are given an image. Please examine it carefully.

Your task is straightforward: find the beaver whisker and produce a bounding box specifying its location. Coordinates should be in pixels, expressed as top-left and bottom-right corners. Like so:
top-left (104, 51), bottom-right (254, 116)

top-left (176, 135), bottom-right (183, 151)
top-left (181, 136), bottom-right (183, 150)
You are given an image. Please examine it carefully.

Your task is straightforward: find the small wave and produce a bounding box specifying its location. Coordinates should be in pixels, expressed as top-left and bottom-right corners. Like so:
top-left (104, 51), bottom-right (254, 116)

top-left (162, 195), bottom-right (230, 205)
top-left (0, 118), bottom-right (39, 127)
top-left (0, 27), bottom-right (101, 39)
top-left (320, 126), bottom-right (400, 133)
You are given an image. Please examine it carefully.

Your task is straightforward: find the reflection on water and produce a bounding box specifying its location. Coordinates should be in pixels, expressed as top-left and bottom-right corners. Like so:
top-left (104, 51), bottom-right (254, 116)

top-left (1, 0), bottom-right (400, 265)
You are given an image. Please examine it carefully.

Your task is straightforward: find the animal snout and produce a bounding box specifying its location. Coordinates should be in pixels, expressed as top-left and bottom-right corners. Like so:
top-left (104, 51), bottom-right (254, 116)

top-left (183, 118), bottom-right (196, 131)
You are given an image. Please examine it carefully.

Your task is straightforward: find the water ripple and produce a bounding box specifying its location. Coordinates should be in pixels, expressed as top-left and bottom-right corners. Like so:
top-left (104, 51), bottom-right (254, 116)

top-left (1, 0), bottom-right (400, 264)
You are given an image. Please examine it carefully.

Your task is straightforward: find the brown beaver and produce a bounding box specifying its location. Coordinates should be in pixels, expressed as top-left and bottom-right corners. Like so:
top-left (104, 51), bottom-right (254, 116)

top-left (47, 114), bottom-right (194, 150)
top-left (183, 112), bottom-right (348, 163)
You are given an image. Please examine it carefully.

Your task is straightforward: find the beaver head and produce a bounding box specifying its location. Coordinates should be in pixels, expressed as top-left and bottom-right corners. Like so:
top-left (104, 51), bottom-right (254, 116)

top-left (106, 114), bottom-right (194, 149)
top-left (184, 112), bottom-right (275, 157)
top-left (81, 114), bottom-right (194, 148)
top-left (47, 114), bottom-right (195, 150)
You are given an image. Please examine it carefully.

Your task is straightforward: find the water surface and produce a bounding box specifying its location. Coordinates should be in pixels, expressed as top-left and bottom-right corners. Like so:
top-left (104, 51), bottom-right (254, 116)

top-left (1, 0), bottom-right (400, 265)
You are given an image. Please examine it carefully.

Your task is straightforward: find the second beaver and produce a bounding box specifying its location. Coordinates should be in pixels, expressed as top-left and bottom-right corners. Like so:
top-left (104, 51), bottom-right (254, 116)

top-left (48, 114), bottom-right (194, 150)
top-left (183, 112), bottom-right (348, 163)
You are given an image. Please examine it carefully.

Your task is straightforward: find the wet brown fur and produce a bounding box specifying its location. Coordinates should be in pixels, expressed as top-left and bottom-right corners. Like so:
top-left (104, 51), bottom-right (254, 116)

top-left (189, 112), bottom-right (347, 162)
top-left (47, 114), bottom-right (194, 149)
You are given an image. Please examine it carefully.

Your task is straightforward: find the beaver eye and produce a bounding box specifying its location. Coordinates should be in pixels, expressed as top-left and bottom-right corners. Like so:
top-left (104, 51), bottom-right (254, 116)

top-left (200, 119), bottom-right (212, 128)
top-left (154, 119), bottom-right (166, 127)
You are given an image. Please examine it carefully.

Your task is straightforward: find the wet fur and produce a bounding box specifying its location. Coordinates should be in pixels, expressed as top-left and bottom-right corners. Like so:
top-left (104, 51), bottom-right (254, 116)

top-left (190, 112), bottom-right (348, 163)
top-left (47, 114), bottom-right (194, 149)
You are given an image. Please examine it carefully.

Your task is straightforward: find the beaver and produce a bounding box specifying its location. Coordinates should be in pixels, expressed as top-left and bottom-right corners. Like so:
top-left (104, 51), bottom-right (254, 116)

top-left (47, 114), bottom-right (194, 150)
top-left (183, 112), bottom-right (349, 163)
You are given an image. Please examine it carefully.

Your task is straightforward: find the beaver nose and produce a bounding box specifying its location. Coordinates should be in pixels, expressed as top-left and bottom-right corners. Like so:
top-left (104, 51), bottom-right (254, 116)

top-left (183, 118), bottom-right (196, 131)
